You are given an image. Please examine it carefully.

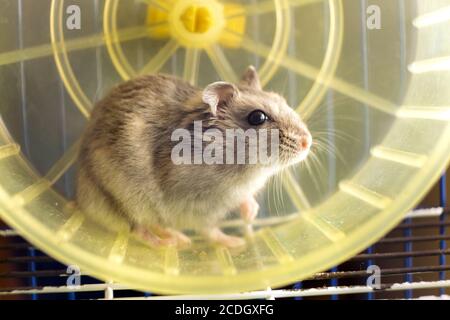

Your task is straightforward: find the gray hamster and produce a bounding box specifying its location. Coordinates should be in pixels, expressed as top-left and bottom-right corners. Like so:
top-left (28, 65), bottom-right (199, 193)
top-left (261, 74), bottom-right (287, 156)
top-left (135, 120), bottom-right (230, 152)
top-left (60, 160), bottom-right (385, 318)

top-left (76, 66), bottom-right (312, 248)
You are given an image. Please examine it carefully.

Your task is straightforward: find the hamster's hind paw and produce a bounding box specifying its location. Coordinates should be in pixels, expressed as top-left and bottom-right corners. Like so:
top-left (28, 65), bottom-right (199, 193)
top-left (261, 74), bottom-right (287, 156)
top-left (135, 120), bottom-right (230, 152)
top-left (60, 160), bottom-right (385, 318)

top-left (133, 226), bottom-right (177, 248)
top-left (133, 224), bottom-right (192, 248)
top-left (240, 196), bottom-right (260, 223)
top-left (203, 227), bottom-right (246, 248)
top-left (152, 225), bottom-right (192, 247)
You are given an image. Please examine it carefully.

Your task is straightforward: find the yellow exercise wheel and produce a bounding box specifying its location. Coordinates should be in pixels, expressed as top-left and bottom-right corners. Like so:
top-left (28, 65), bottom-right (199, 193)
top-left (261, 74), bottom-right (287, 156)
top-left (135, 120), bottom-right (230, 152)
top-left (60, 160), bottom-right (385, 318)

top-left (0, 0), bottom-right (449, 294)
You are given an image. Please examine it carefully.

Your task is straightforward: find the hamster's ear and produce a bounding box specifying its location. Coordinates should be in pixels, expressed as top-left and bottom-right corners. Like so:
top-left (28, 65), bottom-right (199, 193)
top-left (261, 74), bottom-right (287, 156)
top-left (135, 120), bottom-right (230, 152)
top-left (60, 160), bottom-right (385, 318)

top-left (203, 82), bottom-right (239, 116)
top-left (240, 65), bottom-right (262, 90)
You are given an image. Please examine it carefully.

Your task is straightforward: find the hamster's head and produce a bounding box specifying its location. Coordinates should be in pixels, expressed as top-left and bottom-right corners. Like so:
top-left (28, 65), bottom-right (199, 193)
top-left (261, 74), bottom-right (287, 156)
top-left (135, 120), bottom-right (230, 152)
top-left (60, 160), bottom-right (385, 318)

top-left (202, 66), bottom-right (312, 170)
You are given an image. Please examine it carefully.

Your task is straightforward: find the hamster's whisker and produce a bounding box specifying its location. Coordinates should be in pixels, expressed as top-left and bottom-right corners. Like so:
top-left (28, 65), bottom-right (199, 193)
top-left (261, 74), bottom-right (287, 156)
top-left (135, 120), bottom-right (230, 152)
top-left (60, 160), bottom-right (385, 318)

top-left (312, 139), bottom-right (346, 165)
top-left (311, 130), bottom-right (358, 145)
top-left (308, 151), bottom-right (327, 192)
top-left (275, 174), bottom-right (283, 216)
top-left (266, 177), bottom-right (275, 216)
top-left (272, 171), bottom-right (281, 216)
top-left (312, 129), bottom-right (358, 143)
top-left (309, 151), bottom-right (327, 176)
top-left (267, 174), bottom-right (277, 216)
top-left (307, 114), bottom-right (361, 126)
top-left (278, 170), bottom-right (287, 214)
top-left (302, 156), bottom-right (322, 192)
top-left (271, 169), bottom-right (286, 217)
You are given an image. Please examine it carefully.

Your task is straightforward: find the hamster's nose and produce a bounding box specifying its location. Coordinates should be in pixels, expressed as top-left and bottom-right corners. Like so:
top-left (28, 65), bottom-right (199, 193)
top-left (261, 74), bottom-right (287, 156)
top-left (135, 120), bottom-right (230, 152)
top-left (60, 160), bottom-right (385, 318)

top-left (299, 134), bottom-right (312, 151)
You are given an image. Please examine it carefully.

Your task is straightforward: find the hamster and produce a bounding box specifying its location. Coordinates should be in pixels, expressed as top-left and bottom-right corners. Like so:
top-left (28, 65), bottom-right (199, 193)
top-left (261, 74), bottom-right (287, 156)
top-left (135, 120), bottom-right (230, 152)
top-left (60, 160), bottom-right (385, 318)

top-left (76, 66), bottom-right (312, 248)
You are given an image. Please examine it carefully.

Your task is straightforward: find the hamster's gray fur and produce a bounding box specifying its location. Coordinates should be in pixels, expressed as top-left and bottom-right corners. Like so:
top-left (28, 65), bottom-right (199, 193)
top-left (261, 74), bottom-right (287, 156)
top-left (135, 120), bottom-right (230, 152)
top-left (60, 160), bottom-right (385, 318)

top-left (76, 67), bottom-right (312, 247)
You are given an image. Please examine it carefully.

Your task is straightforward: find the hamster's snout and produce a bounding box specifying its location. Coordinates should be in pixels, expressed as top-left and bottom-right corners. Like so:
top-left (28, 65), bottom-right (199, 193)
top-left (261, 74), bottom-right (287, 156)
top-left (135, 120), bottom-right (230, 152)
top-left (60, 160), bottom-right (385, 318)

top-left (277, 126), bottom-right (312, 166)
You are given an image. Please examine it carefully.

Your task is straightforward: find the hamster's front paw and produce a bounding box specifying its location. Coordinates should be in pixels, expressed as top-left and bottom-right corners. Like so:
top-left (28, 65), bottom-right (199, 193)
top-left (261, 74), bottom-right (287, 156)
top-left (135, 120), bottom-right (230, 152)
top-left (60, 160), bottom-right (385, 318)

top-left (240, 196), bottom-right (260, 223)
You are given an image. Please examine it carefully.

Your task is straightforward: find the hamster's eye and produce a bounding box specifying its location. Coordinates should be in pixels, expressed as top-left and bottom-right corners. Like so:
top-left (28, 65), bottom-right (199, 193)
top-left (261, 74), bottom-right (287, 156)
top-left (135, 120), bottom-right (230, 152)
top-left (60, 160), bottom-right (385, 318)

top-left (248, 110), bottom-right (268, 126)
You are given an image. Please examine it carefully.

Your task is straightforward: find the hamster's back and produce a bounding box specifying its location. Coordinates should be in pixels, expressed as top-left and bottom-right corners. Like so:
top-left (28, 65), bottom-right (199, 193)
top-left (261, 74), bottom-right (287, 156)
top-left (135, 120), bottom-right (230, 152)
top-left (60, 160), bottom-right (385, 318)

top-left (76, 74), bottom-right (201, 229)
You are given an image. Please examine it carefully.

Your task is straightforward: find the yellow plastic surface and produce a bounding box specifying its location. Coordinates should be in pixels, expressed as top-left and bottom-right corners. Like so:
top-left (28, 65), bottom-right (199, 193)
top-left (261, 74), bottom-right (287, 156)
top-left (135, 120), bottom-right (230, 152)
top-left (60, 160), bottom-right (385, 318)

top-left (0, 0), bottom-right (450, 294)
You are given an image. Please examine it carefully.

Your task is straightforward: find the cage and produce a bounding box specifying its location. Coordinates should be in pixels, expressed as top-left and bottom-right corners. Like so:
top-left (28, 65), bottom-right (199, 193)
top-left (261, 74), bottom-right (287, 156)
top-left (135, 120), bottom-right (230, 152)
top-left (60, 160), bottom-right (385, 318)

top-left (0, 0), bottom-right (449, 295)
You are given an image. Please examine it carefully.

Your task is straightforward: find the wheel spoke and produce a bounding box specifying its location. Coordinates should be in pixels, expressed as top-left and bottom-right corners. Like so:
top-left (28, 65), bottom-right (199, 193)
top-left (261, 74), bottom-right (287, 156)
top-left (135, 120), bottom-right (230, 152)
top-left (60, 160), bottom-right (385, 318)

top-left (139, 39), bottom-right (179, 75)
top-left (408, 56), bottom-right (450, 74)
top-left (137, 0), bottom-right (172, 11)
top-left (282, 170), bottom-right (311, 211)
top-left (205, 45), bottom-right (238, 83)
top-left (0, 26), bottom-right (152, 67)
top-left (12, 141), bottom-right (80, 205)
top-left (183, 48), bottom-right (201, 85)
top-left (45, 141), bottom-right (81, 186)
top-left (413, 5), bottom-right (450, 28)
top-left (228, 0), bottom-right (322, 18)
top-left (238, 35), bottom-right (397, 115)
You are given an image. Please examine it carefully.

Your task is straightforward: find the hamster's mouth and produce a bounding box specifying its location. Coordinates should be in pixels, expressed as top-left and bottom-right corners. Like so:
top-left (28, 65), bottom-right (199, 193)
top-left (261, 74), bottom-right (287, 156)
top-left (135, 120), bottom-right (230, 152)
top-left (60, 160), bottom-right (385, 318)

top-left (278, 148), bottom-right (311, 167)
